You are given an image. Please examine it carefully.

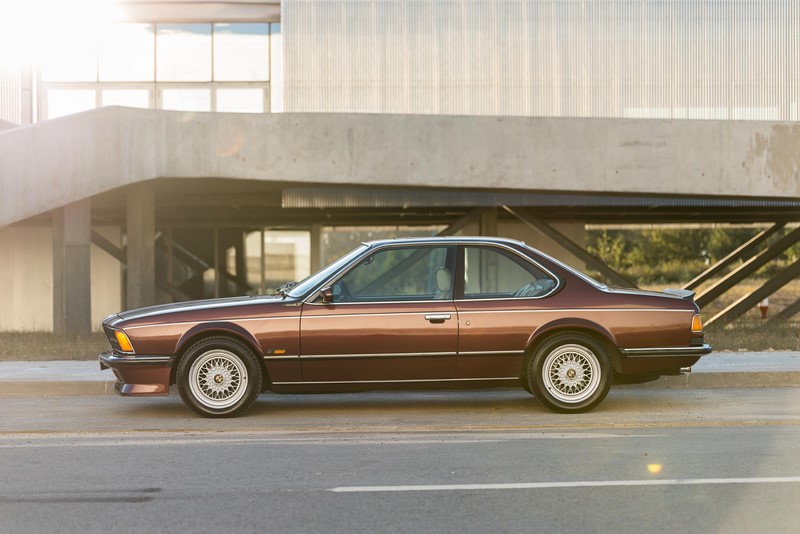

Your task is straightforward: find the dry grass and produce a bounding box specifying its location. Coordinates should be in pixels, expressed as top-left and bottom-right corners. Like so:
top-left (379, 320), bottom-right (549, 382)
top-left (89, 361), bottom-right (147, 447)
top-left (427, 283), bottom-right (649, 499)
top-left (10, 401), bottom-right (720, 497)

top-left (0, 332), bottom-right (108, 361)
top-left (705, 322), bottom-right (800, 352)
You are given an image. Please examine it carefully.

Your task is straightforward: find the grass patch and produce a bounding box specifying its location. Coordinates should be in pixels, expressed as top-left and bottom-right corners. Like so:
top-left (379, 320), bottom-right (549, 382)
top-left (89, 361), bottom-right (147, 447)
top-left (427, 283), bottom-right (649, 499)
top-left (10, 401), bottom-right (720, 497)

top-left (706, 322), bottom-right (800, 352)
top-left (0, 332), bottom-right (108, 361)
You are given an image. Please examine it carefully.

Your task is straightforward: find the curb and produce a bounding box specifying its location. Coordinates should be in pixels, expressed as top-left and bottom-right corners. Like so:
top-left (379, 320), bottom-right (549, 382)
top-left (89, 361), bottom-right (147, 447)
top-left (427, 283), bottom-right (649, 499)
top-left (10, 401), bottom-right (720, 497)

top-left (617, 371), bottom-right (800, 389)
top-left (2, 354), bottom-right (800, 397)
top-left (4, 381), bottom-right (117, 397)
top-left (3, 373), bottom-right (800, 397)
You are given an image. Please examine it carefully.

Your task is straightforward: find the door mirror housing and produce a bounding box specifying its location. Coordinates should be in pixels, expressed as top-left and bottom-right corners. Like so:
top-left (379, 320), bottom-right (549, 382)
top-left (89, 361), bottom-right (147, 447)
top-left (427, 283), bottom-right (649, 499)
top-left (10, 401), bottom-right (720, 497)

top-left (320, 287), bottom-right (335, 303)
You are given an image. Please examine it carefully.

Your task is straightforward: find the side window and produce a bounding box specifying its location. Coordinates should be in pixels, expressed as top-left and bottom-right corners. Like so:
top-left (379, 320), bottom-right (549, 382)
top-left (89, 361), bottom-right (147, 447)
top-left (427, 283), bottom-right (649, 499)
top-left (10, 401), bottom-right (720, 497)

top-left (463, 246), bottom-right (556, 299)
top-left (335, 246), bottom-right (454, 302)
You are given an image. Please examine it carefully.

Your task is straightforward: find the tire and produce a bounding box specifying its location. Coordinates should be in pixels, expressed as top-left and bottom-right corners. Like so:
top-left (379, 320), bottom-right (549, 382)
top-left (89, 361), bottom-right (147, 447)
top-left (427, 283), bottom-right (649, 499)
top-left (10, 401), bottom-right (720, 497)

top-left (177, 337), bottom-right (262, 418)
top-left (527, 332), bottom-right (613, 413)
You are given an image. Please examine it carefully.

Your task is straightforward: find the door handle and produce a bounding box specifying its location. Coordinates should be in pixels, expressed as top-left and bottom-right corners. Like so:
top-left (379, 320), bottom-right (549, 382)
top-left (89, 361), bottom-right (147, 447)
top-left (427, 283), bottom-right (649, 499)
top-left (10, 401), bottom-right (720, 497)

top-left (424, 314), bottom-right (451, 323)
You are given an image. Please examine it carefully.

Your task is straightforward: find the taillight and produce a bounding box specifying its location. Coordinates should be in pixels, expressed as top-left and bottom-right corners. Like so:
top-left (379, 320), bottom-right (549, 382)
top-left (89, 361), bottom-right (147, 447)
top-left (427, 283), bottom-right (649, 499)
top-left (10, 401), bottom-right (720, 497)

top-left (691, 314), bottom-right (703, 333)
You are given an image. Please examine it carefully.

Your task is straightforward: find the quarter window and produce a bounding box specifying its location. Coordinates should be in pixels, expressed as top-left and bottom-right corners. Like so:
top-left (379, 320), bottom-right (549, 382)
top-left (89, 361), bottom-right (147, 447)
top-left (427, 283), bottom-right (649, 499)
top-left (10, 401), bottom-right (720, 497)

top-left (334, 246), bottom-right (454, 302)
top-left (463, 247), bottom-right (556, 299)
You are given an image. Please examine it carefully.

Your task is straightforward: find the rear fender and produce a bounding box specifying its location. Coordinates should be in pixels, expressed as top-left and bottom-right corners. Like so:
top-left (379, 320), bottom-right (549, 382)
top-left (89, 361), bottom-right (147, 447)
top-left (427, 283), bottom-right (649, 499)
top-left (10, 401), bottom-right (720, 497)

top-left (526, 318), bottom-right (622, 373)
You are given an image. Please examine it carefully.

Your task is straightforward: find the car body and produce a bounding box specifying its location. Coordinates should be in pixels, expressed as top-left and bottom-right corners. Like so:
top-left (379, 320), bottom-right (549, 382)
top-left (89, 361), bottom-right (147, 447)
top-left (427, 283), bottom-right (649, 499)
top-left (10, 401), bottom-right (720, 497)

top-left (99, 236), bottom-right (711, 417)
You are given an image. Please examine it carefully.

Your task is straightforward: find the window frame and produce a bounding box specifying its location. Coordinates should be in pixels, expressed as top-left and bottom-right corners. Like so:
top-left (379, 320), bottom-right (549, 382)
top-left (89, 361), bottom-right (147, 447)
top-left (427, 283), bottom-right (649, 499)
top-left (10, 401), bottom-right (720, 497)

top-left (456, 244), bottom-right (562, 301)
top-left (308, 243), bottom-right (457, 305)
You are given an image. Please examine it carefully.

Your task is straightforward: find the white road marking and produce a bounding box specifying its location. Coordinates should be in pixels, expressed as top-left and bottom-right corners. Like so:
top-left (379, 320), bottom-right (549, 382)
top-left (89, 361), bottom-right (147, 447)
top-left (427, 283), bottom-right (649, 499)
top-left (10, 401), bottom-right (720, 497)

top-left (329, 476), bottom-right (800, 493)
top-left (0, 431), bottom-right (656, 448)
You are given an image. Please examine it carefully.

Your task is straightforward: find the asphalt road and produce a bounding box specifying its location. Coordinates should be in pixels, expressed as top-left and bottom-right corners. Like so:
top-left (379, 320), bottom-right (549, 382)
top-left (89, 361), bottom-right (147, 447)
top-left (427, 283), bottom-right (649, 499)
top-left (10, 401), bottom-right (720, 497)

top-left (2, 388), bottom-right (800, 533)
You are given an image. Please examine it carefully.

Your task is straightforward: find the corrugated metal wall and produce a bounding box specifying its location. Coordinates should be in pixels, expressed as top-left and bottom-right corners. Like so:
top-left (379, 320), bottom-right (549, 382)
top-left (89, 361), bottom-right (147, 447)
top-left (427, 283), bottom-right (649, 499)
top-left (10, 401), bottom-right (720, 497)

top-left (0, 66), bottom-right (22, 125)
top-left (283, 0), bottom-right (800, 120)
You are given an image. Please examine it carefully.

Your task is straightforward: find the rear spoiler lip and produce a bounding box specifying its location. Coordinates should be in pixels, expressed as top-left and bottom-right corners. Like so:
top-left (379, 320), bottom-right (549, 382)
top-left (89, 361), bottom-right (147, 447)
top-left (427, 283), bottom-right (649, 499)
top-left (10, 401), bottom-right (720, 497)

top-left (662, 288), bottom-right (696, 300)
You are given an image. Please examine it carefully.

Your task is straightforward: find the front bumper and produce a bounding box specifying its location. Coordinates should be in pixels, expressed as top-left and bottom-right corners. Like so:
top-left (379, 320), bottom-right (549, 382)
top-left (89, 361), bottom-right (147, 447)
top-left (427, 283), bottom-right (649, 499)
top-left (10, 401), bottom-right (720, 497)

top-left (99, 351), bottom-right (175, 396)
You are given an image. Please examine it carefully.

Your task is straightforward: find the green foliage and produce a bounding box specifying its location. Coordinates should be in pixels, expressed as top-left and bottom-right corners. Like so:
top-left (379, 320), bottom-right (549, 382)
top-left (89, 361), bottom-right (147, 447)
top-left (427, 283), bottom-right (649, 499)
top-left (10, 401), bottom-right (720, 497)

top-left (587, 227), bottom-right (766, 285)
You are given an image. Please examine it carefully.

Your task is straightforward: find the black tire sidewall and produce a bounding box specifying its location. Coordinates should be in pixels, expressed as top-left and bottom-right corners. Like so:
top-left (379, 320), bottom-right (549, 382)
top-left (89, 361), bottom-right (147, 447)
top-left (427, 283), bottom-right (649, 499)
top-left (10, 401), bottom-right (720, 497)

top-left (529, 332), bottom-right (612, 413)
top-left (177, 337), bottom-right (262, 418)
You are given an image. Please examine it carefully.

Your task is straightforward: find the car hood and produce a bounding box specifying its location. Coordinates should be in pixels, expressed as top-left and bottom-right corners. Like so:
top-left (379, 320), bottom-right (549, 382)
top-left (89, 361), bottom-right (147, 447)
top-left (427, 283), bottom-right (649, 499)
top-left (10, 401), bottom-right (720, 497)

top-left (114, 295), bottom-right (285, 322)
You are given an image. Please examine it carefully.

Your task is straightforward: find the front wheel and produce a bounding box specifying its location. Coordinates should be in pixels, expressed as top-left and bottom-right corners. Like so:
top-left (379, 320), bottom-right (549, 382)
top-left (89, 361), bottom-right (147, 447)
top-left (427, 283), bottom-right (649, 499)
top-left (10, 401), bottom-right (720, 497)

top-left (177, 337), bottom-right (262, 418)
top-left (527, 332), bottom-right (613, 413)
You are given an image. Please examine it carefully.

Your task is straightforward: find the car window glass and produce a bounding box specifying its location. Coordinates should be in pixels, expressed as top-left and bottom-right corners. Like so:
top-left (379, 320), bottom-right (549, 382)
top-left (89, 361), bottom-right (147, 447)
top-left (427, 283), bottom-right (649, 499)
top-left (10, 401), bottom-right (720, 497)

top-left (463, 246), bottom-right (555, 299)
top-left (336, 246), bottom-right (453, 302)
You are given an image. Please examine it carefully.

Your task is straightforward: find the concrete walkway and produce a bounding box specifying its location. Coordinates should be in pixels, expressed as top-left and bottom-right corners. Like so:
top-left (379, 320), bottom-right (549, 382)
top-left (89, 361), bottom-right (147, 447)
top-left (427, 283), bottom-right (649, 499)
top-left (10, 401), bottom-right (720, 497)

top-left (1, 352), bottom-right (799, 397)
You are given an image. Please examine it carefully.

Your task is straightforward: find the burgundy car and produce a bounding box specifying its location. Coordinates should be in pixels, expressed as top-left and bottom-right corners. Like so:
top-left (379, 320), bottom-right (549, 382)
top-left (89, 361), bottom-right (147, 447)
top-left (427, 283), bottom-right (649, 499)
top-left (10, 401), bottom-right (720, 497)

top-left (99, 237), bottom-right (711, 417)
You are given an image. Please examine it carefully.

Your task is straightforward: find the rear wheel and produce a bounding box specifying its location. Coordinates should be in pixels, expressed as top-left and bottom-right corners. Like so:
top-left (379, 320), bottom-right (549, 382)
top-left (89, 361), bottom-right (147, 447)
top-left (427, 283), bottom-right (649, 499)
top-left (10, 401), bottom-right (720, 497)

top-left (527, 332), bottom-right (612, 413)
top-left (177, 337), bottom-right (262, 418)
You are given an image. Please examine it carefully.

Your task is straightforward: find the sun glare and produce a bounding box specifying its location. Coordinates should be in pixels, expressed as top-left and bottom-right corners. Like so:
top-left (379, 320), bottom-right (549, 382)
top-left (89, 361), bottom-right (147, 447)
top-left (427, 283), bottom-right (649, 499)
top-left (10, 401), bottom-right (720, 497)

top-left (0, 0), bottom-right (120, 66)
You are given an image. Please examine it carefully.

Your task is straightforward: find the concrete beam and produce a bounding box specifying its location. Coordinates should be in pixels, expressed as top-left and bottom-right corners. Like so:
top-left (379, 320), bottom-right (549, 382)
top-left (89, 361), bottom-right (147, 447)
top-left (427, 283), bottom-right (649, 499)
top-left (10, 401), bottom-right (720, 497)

top-left (3, 108), bottom-right (800, 228)
top-left (126, 183), bottom-right (156, 310)
top-left (52, 199), bottom-right (91, 335)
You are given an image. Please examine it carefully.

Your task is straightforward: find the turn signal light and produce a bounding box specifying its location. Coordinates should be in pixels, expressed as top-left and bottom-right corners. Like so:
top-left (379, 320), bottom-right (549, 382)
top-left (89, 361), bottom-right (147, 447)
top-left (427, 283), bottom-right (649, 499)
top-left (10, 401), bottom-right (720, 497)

top-left (691, 314), bottom-right (703, 333)
top-left (114, 330), bottom-right (135, 353)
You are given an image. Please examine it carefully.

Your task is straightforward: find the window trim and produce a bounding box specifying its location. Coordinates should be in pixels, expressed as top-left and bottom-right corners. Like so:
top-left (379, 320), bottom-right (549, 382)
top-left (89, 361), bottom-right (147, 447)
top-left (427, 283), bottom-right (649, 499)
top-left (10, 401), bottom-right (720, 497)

top-left (333, 244), bottom-right (455, 303)
top-left (301, 241), bottom-right (562, 306)
top-left (456, 244), bottom-right (562, 301)
top-left (302, 242), bottom-right (457, 305)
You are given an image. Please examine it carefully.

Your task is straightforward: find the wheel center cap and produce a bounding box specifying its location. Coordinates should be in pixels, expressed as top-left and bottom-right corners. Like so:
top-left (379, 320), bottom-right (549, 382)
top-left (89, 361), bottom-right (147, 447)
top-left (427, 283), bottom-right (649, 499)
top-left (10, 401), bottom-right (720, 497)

top-left (566, 368), bottom-right (577, 379)
top-left (214, 374), bottom-right (224, 384)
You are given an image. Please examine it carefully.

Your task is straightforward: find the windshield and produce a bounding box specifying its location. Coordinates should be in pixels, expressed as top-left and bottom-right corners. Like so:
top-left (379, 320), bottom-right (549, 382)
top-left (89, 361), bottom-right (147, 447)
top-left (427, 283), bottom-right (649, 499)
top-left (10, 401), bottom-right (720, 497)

top-left (287, 244), bottom-right (370, 298)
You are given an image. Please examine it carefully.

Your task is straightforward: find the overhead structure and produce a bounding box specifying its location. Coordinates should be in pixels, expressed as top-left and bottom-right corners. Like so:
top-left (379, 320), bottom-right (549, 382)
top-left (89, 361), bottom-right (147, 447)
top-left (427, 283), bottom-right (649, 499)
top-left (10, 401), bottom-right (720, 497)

top-left (2, 0), bottom-right (800, 332)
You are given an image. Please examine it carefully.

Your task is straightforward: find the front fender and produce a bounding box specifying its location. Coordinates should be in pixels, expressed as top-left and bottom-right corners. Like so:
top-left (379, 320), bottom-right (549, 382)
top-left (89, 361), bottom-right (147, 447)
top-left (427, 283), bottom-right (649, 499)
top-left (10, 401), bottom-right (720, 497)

top-left (175, 322), bottom-right (264, 356)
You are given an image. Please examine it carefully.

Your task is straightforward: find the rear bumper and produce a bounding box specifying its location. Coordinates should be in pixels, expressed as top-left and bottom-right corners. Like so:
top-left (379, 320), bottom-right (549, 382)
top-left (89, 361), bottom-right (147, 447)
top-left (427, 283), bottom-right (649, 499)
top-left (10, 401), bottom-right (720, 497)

top-left (617, 344), bottom-right (711, 376)
top-left (99, 351), bottom-right (174, 396)
top-left (619, 344), bottom-right (713, 358)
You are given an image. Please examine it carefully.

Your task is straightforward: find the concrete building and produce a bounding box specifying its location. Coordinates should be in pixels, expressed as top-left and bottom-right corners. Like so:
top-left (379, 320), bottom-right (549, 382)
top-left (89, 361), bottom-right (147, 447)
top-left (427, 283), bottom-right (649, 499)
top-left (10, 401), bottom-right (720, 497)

top-left (2, 0), bottom-right (800, 333)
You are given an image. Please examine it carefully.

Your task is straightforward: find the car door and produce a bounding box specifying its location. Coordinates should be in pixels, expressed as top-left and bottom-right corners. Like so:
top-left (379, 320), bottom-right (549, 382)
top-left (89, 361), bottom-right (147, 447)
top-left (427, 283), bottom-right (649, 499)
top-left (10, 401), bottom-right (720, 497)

top-left (299, 244), bottom-right (458, 383)
top-left (455, 244), bottom-right (559, 379)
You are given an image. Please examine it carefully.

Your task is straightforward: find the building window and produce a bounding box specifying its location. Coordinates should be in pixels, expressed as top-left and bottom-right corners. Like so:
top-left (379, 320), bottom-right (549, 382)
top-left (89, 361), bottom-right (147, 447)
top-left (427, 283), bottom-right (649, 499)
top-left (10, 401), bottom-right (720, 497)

top-left (101, 89), bottom-right (150, 109)
top-left (39, 21), bottom-right (275, 119)
top-left (41, 45), bottom-right (97, 83)
top-left (161, 89), bottom-right (211, 112)
top-left (213, 23), bottom-right (270, 81)
top-left (100, 23), bottom-right (155, 82)
top-left (216, 88), bottom-right (265, 113)
top-left (156, 24), bottom-right (212, 82)
top-left (47, 89), bottom-right (96, 119)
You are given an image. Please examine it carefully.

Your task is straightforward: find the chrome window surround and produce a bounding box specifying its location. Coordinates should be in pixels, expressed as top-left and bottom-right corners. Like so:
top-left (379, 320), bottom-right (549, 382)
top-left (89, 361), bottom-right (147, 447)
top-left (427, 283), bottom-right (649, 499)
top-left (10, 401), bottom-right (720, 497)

top-left (302, 240), bottom-right (563, 306)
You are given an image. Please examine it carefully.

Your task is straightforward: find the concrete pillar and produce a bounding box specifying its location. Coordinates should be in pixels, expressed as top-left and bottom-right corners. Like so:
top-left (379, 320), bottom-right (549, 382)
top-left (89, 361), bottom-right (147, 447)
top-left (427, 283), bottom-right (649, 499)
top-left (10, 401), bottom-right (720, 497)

top-left (126, 184), bottom-right (155, 310)
top-left (234, 230), bottom-right (247, 287)
top-left (479, 207), bottom-right (498, 237)
top-left (259, 229), bottom-right (266, 295)
top-left (310, 224), bottom-right (324, 272)
top-left (52, 199), bottom-right (92, 335)
top-left (213, 228), bottom-right (228, 298)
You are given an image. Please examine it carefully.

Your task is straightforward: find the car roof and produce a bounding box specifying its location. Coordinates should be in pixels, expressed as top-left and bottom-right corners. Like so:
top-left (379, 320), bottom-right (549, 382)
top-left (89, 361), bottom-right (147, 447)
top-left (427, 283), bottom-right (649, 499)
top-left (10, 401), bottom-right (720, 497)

top-left (362, 236), bottom-right (527, 247)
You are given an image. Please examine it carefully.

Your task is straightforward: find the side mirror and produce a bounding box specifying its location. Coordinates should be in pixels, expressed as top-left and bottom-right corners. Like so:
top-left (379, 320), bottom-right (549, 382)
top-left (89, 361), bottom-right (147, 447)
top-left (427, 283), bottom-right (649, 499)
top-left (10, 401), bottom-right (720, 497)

top-left (320, 287), bottom-right (334, 304)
